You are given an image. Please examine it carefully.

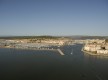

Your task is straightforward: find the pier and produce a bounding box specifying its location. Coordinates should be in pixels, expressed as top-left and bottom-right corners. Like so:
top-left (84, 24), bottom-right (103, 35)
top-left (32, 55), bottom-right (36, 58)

top-left (35, 48), bottom-right (65, 55)
top-left (11, 47), bottom-right (65, 56)
top-left (57, 49), bottom-right (65, 55)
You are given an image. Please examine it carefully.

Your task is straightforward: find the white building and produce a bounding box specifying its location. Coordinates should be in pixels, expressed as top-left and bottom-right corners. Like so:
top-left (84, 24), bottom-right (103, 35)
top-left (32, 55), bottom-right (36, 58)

top-left (84, 44), bottom-right (101, 52)
top-left (97, 50), bottom-right (108, 54)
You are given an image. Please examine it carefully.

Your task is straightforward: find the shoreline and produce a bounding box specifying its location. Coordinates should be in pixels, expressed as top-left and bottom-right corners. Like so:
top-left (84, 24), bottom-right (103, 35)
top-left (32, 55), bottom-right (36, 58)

top-left (0, 47), bottom-right (65, 55)
top-left (82, 48), bottom-right (108, 57)
top-left (0, 47), bottom-right (57, 51)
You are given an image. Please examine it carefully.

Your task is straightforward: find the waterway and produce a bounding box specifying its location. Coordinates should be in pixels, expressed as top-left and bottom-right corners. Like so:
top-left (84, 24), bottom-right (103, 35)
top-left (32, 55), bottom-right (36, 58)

top-left (0, 44), bottom-right (108, 80)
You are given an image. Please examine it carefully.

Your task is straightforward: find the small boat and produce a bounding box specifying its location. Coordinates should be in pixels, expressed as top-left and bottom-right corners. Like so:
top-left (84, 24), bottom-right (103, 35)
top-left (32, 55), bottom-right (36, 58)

top-left (71, 49), bottom-right (73, 54)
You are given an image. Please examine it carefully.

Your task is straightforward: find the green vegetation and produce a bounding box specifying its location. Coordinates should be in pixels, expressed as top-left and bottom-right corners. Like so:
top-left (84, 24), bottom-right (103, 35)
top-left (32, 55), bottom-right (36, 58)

top-left (0, 36), bottom-right (60, 39)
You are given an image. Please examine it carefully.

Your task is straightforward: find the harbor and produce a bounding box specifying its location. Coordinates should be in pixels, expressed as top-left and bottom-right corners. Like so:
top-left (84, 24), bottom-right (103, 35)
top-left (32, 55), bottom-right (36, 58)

top-left (0, 44), bottom-right (108, 80)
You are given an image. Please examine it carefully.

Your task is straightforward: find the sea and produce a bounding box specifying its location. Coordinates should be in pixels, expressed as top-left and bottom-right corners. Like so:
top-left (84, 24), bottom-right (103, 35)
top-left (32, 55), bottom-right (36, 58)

top-left (0, 44), bottom-right (108, 80)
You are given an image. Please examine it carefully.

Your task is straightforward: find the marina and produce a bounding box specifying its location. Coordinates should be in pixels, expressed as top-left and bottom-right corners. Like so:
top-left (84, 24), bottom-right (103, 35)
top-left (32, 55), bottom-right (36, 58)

top-left (0, 0), bottom-right (108, 80)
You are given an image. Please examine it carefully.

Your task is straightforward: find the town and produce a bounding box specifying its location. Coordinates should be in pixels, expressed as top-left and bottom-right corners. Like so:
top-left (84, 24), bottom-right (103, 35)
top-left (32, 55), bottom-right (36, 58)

top-left (83, 39), bottom-right (108, 55)
top-left (0, 36), bottom-right (108, 56)
top-left (0, 36), bottom-right (69, 49)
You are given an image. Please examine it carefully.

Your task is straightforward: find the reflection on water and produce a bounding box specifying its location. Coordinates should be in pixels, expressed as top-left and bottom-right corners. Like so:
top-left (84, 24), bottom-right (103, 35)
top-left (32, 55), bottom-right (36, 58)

top-left (0, 44), bottom-right (108, 80)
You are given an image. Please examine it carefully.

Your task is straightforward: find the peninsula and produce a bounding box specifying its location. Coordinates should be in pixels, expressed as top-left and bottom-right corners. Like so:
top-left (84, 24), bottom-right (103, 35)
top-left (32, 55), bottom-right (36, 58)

top-left (82, 39), bottom-right (108, 56)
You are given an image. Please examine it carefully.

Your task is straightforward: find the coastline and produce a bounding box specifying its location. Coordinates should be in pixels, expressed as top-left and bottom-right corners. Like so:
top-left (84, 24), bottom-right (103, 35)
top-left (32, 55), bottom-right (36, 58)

top-left (0, 47), bottom-right (65, 55)
top-left (0, 46), bottom-right (57, 51)
top-left (82, 48), bottom-right (108, 57)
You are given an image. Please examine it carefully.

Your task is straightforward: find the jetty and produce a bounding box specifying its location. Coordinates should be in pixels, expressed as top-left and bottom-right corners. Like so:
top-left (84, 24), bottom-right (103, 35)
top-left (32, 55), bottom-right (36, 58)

top-left (8, 47), bottom-right (65, 56)
top-left (33, 48), bottom-right (65, 56)
top-left (57, 49), bottom-right (65, 55)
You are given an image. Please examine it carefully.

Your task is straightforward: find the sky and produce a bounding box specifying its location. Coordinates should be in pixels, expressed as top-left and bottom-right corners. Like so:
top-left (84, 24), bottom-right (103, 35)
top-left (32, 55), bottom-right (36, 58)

top-left (0, 0), bottom-right (108, 36)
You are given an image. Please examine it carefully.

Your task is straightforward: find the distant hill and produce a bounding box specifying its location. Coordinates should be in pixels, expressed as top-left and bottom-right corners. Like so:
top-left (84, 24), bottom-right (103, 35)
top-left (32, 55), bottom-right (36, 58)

top-left (65, 36), bottom-right (108, 40)
top-left (0, 35), bottom-right (108, 40)
top-left (0, 36), bottom-right (60, 39)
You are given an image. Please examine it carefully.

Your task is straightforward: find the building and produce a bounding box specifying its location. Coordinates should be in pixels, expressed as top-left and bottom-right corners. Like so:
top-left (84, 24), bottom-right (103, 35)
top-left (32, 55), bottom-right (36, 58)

top-left (97, 49), bottom-right (108, 54)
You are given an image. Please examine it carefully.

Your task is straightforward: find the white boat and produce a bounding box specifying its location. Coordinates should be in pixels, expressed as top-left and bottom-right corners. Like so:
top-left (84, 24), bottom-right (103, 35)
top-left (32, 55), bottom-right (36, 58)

top-left (71, 49), bottom-right (73, 54)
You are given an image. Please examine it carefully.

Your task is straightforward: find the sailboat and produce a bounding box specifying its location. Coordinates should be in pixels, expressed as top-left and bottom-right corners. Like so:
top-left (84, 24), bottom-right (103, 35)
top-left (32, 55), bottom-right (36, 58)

top-left (71, 49), bottom-right (73, 54)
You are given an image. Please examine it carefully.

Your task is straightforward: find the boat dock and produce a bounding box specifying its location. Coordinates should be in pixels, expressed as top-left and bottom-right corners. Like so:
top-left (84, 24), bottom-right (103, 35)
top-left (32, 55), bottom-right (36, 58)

top-left (34, 48), bottom-right (65, 55)
top-left (3, 47), bottom-right (65, 56)
top-left (57, 49), bottom-right (65, 55)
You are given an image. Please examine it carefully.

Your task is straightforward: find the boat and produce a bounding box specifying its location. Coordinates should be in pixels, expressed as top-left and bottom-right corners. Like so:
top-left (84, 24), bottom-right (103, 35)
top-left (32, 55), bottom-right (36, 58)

top-left (71, 49), bottom-right (73, 54)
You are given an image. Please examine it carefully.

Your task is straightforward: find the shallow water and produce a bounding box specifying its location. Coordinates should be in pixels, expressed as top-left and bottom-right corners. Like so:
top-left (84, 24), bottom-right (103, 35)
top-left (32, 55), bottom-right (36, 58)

top-left (0, 44), bottom-right (108, 80)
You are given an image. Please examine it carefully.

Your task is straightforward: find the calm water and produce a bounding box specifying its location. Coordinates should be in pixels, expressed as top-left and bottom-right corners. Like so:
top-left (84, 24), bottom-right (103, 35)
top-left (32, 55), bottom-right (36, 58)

top-left (0, 44), bottom-right (108, 80)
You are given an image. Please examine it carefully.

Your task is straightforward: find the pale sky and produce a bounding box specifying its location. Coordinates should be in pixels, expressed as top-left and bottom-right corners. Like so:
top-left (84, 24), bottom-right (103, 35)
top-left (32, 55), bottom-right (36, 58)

top-left (0, 0), bottom-right (108, 36)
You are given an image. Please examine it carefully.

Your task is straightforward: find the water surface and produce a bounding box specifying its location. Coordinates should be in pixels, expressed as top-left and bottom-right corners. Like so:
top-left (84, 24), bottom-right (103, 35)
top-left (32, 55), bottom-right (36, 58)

top-left (0, 44), bottom-right (108, 80)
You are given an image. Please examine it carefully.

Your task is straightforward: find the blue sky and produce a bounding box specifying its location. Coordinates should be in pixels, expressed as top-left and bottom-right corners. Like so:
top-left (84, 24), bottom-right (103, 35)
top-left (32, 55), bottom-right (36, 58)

top-left (0, 0), bottom-right (108, 36)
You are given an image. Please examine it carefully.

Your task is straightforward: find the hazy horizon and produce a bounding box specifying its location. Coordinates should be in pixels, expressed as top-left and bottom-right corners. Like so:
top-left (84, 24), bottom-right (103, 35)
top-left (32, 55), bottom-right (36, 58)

top-left (0, 0), bottom-right (108, 36)
top-left (0, 34), bottom-right (108, 37)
